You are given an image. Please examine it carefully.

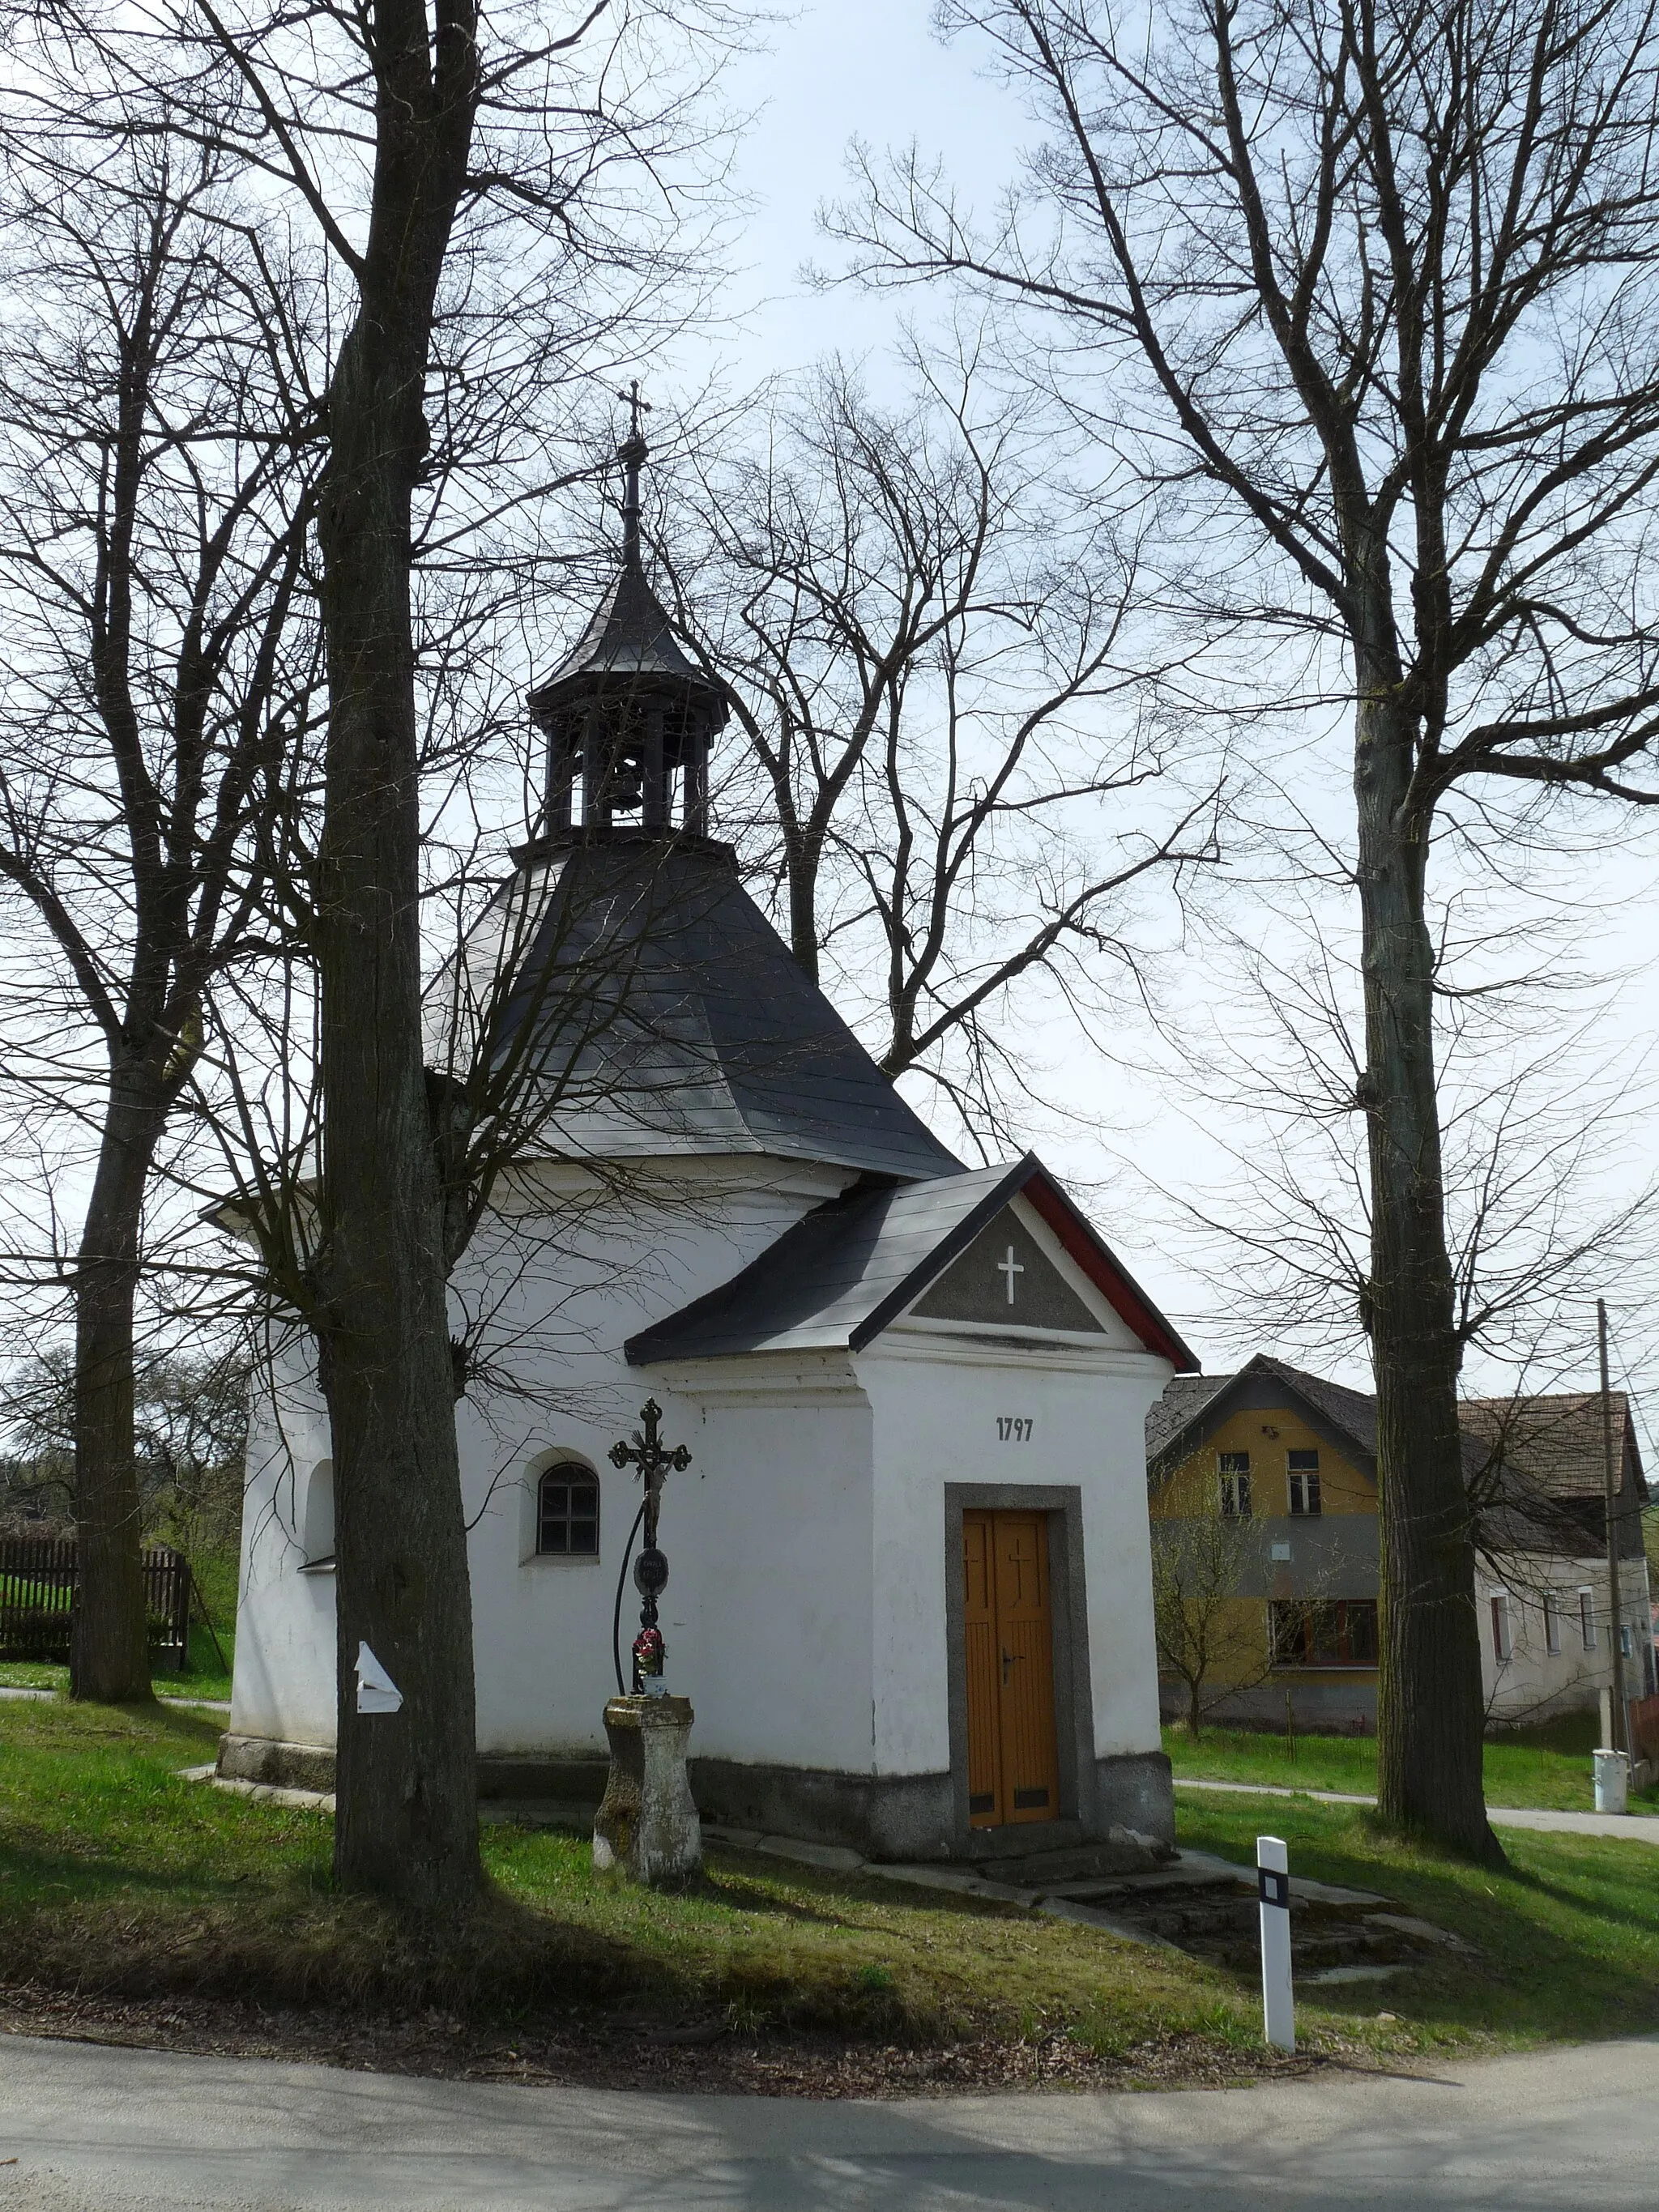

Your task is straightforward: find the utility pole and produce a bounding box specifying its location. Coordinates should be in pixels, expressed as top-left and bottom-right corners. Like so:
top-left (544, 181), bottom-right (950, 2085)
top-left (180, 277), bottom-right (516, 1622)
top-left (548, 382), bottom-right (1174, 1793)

top-left (1597, 1299), bottom-right (1630, 1755)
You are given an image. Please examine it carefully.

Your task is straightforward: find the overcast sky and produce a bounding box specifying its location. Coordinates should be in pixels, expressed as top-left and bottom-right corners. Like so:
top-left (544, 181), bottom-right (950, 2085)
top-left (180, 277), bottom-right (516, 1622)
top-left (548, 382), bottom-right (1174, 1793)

top-left (670, 0), bottom-right (1659, 1425)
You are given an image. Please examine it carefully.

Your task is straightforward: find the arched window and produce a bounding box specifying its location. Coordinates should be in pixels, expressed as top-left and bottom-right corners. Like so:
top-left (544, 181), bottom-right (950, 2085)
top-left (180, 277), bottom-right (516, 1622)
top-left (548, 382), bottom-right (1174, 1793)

top-left (536, 1462), bottom-right (599, 1556)
top-left (301, 1460), bottom-right (335, 1571)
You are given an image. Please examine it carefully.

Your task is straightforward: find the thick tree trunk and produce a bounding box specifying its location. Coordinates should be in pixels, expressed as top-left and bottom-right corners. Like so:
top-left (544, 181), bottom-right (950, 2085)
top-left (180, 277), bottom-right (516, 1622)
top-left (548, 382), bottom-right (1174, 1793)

top-left (1353, 678), bottom-right (1498, 1860)
top-left (313, 311), bottom-right (479, 1907)
top-left (70, 1068), bottom-right (164, 1703)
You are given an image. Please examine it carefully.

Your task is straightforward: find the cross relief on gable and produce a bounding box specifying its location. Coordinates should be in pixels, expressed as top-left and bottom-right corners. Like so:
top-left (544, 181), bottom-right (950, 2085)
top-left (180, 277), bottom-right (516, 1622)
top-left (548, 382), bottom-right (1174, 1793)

top-left (910, 1208), bottom-right (1105, 1334)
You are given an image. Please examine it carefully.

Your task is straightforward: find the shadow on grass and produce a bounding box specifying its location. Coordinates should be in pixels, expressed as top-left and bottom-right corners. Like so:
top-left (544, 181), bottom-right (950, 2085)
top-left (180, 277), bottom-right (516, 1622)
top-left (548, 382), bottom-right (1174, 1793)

top-left (0, 1870), bottom-right (651, 2017)
top-left (0, 1831), bottom-right (307, 1909)
top-left (0, 1837), bottom-right (970, 2039)
top-left (1, 1698), bottom-right (223, 1755)
top-left (693, 1863), bottom-right (953, 1934)
top-left (1469, 1852), bottom-right (1659, 1944)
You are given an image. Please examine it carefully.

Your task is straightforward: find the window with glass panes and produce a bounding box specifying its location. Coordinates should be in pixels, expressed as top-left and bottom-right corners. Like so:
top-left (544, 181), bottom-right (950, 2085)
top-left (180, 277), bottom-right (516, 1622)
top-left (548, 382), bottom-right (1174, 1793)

top-left (1490, 1592), bottom-right (1512, 1662)
top-left (1269, 1599), bottom-right (1378, 1667)
top-left (1218, 1451), bottom-right (1252, 1517)
top-left (1286, 1448), bottom-right (1322, 1516)
top-left (536, 1464), bottom-right (599, 1556)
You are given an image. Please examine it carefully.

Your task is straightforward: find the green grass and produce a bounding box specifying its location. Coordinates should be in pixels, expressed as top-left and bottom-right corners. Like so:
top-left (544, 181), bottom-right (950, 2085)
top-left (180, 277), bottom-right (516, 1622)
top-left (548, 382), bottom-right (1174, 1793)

top-left (0, 1622), bottom-right (233, 1703)
top-left (1166, 1719), bottom-right (1659, 1812)
top-left (1177, 1791), bottom-right (1659, 2047)
top-left (0, 1576), bottom-right (71, 1608)
top-left (1, 1697), bottom-right (1654, 2063)
top-left (0, 1696), bottom-right (1243, 2058)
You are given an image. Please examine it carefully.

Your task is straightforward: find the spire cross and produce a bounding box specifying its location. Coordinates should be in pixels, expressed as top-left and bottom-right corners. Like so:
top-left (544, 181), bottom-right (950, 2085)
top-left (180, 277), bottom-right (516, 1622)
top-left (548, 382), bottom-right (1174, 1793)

top-left (618, 377), bottom-right (653, 442)
top-left (616, 379), bottom-right (652, 562)
top-left (608, 1396), bottom-right (690, 1551)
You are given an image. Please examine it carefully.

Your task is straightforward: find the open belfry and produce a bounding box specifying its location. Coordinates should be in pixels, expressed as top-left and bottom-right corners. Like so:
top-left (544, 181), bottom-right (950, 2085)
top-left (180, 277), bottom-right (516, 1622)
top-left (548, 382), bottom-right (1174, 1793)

top-left (223, 416), bottom-right (1196, 1869)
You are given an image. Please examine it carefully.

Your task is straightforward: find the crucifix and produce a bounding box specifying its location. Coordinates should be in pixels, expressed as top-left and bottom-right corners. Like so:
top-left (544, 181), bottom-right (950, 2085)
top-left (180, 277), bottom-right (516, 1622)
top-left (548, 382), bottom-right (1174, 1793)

top-left (997, 1244), bottom-right (1026, 1305)
top-left (608, 1398), bottom-right (691, 1690)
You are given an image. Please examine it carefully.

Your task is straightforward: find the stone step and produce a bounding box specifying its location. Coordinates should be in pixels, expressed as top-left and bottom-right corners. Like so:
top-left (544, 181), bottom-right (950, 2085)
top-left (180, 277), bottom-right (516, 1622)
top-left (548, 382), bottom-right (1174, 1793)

top-left (1043, 1866), bottom-right (1247, 1903)
top-left (960, 1838), bottom-right (1171, 1885)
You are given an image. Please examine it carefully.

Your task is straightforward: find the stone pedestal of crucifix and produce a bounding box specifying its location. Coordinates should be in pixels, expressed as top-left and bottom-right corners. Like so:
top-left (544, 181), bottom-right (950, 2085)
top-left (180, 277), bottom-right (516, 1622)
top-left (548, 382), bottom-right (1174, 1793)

top-left (592, 1399), bottom-right (702, 1885)
top-left (592, 1693), bottom-right (701, 1884)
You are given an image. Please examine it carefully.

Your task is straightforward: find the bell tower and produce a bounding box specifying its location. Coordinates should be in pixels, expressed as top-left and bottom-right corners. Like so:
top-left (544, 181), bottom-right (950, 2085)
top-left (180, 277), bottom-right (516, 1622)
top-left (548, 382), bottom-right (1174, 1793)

top-left (527, 389), bottom-right (727, 837)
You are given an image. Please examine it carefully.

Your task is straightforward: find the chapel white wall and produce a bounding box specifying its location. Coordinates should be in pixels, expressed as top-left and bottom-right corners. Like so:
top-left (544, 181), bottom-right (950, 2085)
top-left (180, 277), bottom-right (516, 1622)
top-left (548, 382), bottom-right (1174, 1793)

top-left (229, 1157), bottom-right (868, 1760)
top-left (463, 1379), bottom-right (876, 1768)
top-left (228, 1340), bottom-right (336, 1750)
top-left (855, 1335), bottom-right (1173, 1779)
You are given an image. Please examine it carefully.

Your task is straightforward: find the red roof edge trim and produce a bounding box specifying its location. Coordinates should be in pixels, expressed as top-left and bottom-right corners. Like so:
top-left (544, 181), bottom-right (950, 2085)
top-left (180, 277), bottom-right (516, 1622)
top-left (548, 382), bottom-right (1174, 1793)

top-left (1020, 1170), bottom-right (1200, 1373)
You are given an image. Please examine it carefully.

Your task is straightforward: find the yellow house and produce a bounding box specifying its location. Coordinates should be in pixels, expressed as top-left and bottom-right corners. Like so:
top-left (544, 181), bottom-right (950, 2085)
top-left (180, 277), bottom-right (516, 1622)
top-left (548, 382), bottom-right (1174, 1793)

top-left (1146, 1353), bottom-right (1655, 1733)
top-left (1146, 1356), bottom-right (1384, 1731)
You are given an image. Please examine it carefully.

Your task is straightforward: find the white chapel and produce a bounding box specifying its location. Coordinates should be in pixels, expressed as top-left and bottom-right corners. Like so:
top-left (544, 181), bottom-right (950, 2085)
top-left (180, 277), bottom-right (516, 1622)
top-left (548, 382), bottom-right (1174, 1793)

top-left (221, 434), bottom-right (1196, 1863)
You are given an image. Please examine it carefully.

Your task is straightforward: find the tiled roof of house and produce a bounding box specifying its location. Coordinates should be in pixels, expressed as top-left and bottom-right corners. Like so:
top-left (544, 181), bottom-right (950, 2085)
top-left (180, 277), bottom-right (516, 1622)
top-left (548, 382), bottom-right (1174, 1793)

top-left (1145, 1352), bottom-right (1380, 1480)
top-left (1460, 1393), bottom-right (1647, 1503)
top-left (1143, 1373), bottom-right (1230, 1463)
top-left (1147, 1358), bottom-right (1648, 1511)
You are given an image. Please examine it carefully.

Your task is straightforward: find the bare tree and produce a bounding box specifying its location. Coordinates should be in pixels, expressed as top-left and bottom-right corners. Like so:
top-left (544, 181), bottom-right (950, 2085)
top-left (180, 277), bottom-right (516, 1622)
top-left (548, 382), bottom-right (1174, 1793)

top-left (669, 351), bottom-right (1222, 1146)
top-left (2, 0), bottom-right (744, 1904)
top-left (0, 121), bottom-right (319, 1702)
top-left (1, 1341), bottom-right (248, 1564)
top-left (1159, 892), bottom-right (1659, 1381)
top-left (1149, 1511), bottom-right (1279, 1738)
top-left (835, 0), bottom-right (1659, 1856)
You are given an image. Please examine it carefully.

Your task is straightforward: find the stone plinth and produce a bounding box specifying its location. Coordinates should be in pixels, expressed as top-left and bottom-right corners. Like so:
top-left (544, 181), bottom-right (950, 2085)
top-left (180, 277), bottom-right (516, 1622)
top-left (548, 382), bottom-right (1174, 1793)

top-left (592, 1694), bottom-right (702, 1885)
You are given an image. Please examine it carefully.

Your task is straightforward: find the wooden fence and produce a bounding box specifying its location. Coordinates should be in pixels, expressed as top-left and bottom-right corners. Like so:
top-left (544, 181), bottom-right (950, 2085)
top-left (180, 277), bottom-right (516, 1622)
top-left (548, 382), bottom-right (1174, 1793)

top-left (0, 1538), bottom-right (192, 1671)
top-left (1629, 1691), bottom-right (1659, 1767)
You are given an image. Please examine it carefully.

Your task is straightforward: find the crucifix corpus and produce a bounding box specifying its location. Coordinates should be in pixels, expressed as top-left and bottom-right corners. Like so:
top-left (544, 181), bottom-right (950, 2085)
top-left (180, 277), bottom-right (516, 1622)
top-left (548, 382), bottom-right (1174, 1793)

top-left (609, 1398), bottom-right (691, 1690)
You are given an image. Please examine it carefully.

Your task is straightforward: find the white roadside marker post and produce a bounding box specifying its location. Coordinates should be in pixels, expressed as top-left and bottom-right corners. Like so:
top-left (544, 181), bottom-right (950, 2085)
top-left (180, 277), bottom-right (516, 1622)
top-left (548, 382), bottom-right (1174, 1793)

top-left (1257, 1834), bottom-right (1294, 2052)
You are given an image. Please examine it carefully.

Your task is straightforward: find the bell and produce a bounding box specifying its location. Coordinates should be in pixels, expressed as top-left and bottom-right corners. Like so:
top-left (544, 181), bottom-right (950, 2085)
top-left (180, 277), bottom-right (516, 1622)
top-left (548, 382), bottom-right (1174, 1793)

top-left (608, 744), bottom-right (645, 812)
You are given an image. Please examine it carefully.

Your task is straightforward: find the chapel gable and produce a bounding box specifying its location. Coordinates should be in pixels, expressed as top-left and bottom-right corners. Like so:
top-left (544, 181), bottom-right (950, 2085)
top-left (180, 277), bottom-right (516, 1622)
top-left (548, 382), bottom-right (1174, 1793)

top-left (910, 1208), bottom-right (1104, 1334)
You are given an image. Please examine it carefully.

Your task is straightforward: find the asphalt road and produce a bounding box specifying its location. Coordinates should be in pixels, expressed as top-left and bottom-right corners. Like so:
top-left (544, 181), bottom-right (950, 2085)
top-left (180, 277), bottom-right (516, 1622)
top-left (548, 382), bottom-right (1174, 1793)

top-left (1, 2033), bottom-right (1654, 2210)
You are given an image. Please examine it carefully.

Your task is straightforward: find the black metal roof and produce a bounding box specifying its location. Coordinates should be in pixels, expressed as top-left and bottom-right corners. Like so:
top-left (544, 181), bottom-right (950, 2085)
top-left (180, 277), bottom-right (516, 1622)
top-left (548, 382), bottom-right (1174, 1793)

top-left (438, 832), bottom-right (963, 1181)
top-left (527, 558), bottom-right (716, 715)
top-left (625, 1154), bottom-right (1194, 1365)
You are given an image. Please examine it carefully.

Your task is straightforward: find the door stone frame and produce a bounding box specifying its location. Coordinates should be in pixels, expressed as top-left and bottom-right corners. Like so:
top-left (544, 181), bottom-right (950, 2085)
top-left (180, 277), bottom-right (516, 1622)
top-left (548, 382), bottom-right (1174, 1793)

top-left (942, 1484), bottom-right (1096, 1850)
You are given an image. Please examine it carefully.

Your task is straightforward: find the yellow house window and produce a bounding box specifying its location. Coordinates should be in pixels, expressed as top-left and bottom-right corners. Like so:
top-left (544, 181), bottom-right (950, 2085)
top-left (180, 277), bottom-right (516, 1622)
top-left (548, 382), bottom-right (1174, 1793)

top-left (1271, 1599), bottom-right (1378, 1668)
top-left (1287, 1448), bottom-right (1321, 1516)
top-left (1218, 1451), bottom-right (1252, 1517)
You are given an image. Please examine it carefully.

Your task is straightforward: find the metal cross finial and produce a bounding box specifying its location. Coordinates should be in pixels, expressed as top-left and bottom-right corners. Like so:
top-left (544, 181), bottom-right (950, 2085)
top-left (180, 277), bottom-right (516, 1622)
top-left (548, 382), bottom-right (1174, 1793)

top-left (616, 377), bottom-right (653, 442)
top-left (615, 381), bottom-right (653, 561)
top-left (608, 1397), bottom-right (690, 1553)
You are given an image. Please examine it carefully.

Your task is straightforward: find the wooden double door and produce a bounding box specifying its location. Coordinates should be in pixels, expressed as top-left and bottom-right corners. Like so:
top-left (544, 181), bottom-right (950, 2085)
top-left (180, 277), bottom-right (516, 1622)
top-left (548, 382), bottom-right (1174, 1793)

top-left (963, 1511), bottom-right (1060, 1828)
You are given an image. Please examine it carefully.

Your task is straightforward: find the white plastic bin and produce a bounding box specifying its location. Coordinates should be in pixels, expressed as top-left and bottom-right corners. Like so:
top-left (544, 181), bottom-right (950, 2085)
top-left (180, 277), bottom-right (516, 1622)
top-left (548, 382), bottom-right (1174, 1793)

top-left (1593, 1748), bottom-right (1630, 1814)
